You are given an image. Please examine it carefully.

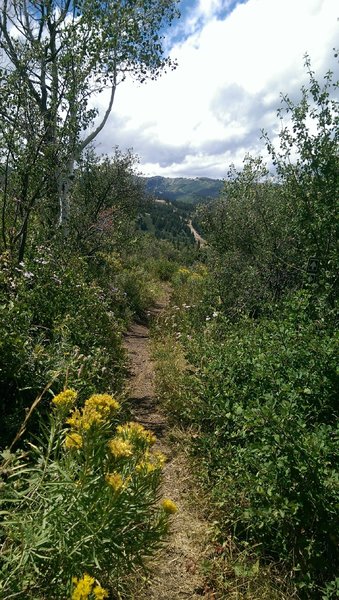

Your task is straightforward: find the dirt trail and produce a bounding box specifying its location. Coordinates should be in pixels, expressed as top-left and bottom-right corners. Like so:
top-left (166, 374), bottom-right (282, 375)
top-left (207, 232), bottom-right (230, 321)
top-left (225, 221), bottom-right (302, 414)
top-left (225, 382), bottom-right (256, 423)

top-left (188, 219), bottom-right (207, 247)
top-left (123, 296), bottom-right (211, 600)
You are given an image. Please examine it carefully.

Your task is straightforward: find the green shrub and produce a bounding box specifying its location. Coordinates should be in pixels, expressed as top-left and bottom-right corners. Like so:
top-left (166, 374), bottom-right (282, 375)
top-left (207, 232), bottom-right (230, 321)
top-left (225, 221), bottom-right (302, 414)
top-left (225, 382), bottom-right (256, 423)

top-left (166, 289), bottom-right (338, 595)
top-left (1, 390), bottom-right (176, 599)
top-left (114, 264), bottom-right (158, 319)
top-left (151, 257), bottom-right (178, 281)
top-left (0, 250), bottom-right (125, 447)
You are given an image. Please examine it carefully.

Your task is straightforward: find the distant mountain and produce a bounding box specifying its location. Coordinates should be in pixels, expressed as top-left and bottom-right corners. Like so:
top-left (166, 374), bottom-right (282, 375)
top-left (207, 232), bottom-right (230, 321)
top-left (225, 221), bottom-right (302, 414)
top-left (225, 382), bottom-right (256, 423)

top-left (143, 176), bottom-right (224, 204)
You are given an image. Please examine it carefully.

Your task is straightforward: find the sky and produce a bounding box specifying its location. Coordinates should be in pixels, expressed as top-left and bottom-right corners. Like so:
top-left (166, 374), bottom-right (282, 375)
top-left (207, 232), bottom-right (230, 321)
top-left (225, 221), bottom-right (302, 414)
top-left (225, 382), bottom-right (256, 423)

top-left (94, 0), bottom-right (339, 179)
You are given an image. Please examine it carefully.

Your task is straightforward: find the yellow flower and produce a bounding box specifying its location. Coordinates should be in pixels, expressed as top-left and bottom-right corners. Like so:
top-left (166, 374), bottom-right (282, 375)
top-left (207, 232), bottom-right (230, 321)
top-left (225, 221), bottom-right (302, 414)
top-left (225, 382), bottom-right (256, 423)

top-left (65, 432), bottom-right (83, 449)
top-left (71, 574), bottom-right (108, 600)
top-left (105, 471), bottom-right (124, 492)
top-left (136, 451), bottom-right (166, 474)
top-left (85, 393), bottom-right (120, 414)
top-left (80, 406), bottom-right (104, 430)
top-left (71, 573), bottom-right (95, 600)
top-left (117, 421), bottom-right (156, 445)
top-left (52, 389), bottom-right (77, 409)
top-left (136, 460), bottom-right (156, 474)
top-left (178, 267), bottom-right (190, 275)
top-left (161, 498), bottom-right (178, 514)
top-left (66, 394), bottom-right (120, 432)
top-left (108, 437), bottom-right (133, 458)
top-left (66, 409), bottom-right (82, 429)
top-left (93, 585), bottom-right (109, 600)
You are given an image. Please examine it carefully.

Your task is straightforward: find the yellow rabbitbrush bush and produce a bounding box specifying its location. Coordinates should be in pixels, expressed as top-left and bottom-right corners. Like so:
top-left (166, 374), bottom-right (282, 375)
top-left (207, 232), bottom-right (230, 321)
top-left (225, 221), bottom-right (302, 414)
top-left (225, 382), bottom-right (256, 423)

top-left (66, 393), bottom-right (120, 431)
top-left (161, 498), bottom-right (178, 514)
top-left (71, 573), bottom-right (108, 600)
top-left (0, 389), bottom-right (177, 599)
top-left (52, 388), bottom-right (78, 409)
top-left (116, 421), bottom-right (157, 446)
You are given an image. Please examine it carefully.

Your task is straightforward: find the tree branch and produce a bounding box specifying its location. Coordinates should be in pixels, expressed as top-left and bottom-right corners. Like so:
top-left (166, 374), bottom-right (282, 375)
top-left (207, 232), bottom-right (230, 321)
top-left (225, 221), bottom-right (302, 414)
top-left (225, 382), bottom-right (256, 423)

top-left (80, 84), bottom-right (116, 152)
top-left (0, 8), bottom-right (43, 108)
top-left (56, 0), bottom-right (72, 27)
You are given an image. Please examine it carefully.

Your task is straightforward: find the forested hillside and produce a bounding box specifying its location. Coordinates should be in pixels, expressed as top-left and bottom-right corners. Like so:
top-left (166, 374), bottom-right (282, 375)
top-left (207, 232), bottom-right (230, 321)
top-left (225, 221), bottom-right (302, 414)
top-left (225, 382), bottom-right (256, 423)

top-left (0, 1), bottom-right (338, 597)
top-left (137, 200), bottom-right (196, 246)
top-left (143, 175), bottom-right (224, 204)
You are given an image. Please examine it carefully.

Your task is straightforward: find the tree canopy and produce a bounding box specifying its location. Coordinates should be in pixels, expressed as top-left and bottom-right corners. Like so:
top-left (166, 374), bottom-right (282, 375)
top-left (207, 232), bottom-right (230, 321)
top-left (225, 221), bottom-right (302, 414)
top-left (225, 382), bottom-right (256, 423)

top-left (0, 0), bottom-right (179, 256)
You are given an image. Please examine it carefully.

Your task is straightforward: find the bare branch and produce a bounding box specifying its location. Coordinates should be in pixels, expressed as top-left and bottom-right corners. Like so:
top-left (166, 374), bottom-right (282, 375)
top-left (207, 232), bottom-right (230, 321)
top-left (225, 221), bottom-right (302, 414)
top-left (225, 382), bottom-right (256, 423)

top-left (80, 84), bottom-right (116, 152)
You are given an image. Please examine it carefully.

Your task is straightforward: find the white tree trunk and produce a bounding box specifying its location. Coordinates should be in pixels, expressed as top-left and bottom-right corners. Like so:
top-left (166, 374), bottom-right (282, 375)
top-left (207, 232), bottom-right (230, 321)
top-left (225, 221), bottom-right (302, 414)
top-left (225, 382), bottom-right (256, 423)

top-left (58, 155), bottom-right (75, 234)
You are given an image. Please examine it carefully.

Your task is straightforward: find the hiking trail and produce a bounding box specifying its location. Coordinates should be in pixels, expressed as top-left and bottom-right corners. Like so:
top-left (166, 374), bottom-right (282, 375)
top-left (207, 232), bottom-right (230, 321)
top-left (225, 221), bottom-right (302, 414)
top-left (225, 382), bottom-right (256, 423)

top-left (123, 292), bottom-right (213, 600)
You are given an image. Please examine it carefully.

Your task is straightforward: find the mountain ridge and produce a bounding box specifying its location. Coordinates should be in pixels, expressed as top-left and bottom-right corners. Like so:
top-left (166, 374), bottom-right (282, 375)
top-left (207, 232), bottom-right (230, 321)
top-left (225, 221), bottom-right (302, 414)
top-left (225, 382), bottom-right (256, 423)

top-left (143, 175), bottom-right (224, 204)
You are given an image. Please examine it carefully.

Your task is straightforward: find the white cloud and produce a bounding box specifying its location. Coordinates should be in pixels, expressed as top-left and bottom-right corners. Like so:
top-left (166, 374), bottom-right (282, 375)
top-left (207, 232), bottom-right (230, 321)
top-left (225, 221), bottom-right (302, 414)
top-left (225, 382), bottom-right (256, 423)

top-left (93, 0), bottom-right (339, 178)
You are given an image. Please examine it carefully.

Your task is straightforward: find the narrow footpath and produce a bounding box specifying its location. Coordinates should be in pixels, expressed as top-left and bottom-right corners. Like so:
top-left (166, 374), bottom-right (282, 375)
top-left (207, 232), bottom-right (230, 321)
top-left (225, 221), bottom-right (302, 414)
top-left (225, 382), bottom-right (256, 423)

top-left (123, 297), bottom-right (212, 600)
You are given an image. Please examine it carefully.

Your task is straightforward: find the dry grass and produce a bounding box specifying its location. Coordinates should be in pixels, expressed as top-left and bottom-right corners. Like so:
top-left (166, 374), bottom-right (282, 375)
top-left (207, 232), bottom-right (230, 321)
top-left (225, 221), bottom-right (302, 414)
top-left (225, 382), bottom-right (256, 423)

top-left (132, 446), bottom-right (211, 599)
top-left (122, 308), bottom-right (212, 599)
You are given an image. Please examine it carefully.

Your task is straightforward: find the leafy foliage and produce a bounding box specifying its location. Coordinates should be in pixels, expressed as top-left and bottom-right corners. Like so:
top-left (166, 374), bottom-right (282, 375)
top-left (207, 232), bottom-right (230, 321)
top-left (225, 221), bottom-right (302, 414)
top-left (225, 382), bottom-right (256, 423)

top-left (0, 248), bottom-right (126, 448)
top-left (185, 295), bottom-right (338, 593)
top-left (1, 391), bottom-right (174, 599)
top-left (263, 55), bottom-right (338, 295)
top-left (195, 58), bottom-right (338, 317)
top-left (70, 148), bottom-right (146, 256)
top-left (196, 157), bottom-right (299, 315)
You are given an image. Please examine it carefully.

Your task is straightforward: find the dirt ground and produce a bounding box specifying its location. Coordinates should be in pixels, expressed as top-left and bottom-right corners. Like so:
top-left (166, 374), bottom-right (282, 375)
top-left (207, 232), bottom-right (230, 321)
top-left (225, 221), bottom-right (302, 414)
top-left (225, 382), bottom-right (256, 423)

top-left (123, 298), bottom-right (212, 600)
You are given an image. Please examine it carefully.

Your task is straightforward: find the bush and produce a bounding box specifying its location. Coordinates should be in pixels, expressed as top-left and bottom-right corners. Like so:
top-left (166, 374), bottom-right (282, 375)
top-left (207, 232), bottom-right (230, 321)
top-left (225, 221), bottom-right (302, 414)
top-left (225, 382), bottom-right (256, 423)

top-left (182, 292), bottom-right (338, 595)
top-left (0, 249), bottom-right (125, 447)
top-left (1, 389), bottom-right (176, 599)
top-left (114, 264), bottom-right (158, 319)
top-left (151, 257), bottom-right (178, 282)
top-left (160, 276), bottom-right (338, 595)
